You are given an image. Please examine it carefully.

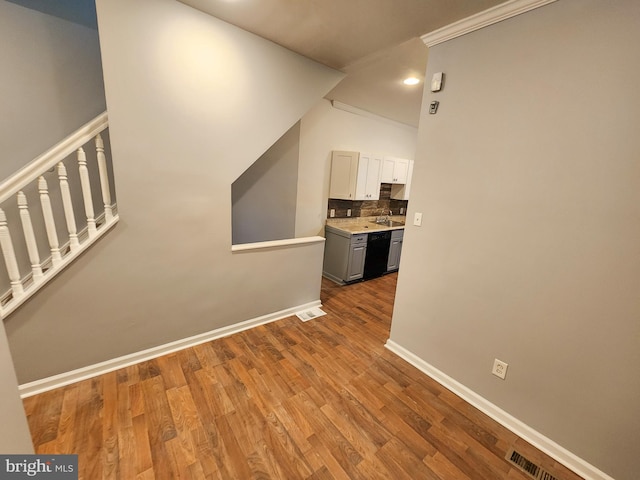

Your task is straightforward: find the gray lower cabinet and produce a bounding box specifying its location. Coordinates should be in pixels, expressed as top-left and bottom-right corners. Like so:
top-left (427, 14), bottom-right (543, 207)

top-left (323, 229), bottom-right (367, 284)
top-left (347, 236), bottom-right (367, 281)
top-left (387, 229), bottom-right (404, 272)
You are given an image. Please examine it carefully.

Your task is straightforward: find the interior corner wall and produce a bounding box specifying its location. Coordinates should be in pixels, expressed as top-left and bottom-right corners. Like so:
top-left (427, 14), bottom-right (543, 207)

top-left (389, 1), bottom-right (640, 479)
top-left (0, 1), bottom-right (106, 179)
top-left (4, 0), bottom-right (343, 384)
top-left (232, 122), bottom-right (300, 245)
top-left (296, 99), bottom-right (418, 238)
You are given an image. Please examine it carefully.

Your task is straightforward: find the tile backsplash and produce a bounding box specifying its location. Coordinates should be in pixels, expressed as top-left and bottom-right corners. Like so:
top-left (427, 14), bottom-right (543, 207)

top-left (327, 183), bottom-right (408, 219)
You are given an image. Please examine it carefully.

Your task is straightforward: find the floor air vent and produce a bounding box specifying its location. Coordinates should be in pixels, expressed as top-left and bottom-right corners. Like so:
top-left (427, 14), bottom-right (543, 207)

top-left (506, 449), bottom-right (559, 480)
top-left (295, 307), bottom-right (327, 322)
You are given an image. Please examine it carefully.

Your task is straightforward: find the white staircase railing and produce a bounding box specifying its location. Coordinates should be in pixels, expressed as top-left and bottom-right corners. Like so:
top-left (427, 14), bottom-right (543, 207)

top-left (0, 112), bottom-right (118, 318)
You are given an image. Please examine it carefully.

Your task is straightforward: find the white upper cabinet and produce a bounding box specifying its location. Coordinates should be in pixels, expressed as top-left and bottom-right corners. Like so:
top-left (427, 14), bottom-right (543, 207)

top-left (329, 151), bottom-right (382, 200)
top-left (355, 153), bottom-right (383, 200)
top-left (381, 156), bottom-right (410, 184)
top-left (329, 151), bottom-right (358, 200)
top-left (391, 160), bottom-right (414, 200)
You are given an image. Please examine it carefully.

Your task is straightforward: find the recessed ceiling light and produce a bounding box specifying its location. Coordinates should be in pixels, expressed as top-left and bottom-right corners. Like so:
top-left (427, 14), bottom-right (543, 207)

top-left (403, 77), bottom-right (420, 86)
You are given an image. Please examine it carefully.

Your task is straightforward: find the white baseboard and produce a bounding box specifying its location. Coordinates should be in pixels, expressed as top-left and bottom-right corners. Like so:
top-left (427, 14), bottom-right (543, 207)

top-left (19, 300), bottom-right (321, 398)
top-left (384, 340), bottom-right (615, 480)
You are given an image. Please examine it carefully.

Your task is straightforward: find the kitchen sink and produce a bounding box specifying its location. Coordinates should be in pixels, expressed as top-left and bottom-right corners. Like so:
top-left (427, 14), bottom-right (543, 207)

top-left (370, 220), bottom-right (405, 227)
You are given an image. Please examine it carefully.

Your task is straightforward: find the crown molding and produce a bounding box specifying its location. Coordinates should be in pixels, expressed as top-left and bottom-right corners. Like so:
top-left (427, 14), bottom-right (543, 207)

top-left (421, 0), bottom-right (557, 47)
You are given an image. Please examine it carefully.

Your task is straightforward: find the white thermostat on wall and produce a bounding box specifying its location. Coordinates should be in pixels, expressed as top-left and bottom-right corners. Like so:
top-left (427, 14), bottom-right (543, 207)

top-left (431, 72), bottom-right (444, 92)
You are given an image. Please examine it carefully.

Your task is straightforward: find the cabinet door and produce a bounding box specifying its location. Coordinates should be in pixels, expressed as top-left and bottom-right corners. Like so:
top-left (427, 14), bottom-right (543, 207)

top-left (347, 244), bottom-right (367, 281)
top-left (392, 158), bottom-right (410, 184)
top-left (329, 151), bottom-right (358, 199)
top-left (364, 154), bottom-right (382, 200)
top-left (355, 153), bottom-right (370, 200)
top-left (381, 157), bottom-right (395, 183)
top-left (387, 239), bottom-right (402, 271)
top-left (391, 160), bottom-right (414, 200)
top-left (355, 153), bottom-right (382, 200)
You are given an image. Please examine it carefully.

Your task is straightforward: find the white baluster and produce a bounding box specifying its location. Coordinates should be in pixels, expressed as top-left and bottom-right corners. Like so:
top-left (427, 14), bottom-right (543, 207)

top-left (17, 192), bottom-right (44, 283)
top-left (95, 134), bottom-right (113, 222)
top-left (57, 162), bottom-right (80, 252)
top-left (0, 208), bottom-right (25, 297)
top-left (77, 147), bottom-right (97, 237)
top-left (38, 176), bottom-right (63, 267)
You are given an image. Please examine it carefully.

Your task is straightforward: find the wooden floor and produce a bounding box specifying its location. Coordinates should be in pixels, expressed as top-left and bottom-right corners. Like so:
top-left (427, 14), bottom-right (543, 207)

top-left (24, 273), bottom-right (583, 480)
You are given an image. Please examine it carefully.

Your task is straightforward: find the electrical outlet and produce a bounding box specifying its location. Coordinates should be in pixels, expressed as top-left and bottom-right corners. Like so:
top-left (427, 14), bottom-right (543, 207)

top-left (492, 359), bottom-right (508, 380)
top-left (413, 212), bottom-right (423, 226)
top-left (330, 209), bottom-right (335, 218)
top-left (400, 207), bottom-right (404, 214)
top-left (347, 209), bottom-right (351, 217)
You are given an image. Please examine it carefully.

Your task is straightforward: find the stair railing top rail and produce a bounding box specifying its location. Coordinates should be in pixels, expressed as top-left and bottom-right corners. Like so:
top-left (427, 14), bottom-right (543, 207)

top-left (0, 111), bottom-right (109, 205)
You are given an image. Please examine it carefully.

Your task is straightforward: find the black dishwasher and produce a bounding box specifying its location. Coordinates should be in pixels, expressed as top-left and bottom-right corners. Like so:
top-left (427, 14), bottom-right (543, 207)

top-left (363, 231), bottom-right (392, 280)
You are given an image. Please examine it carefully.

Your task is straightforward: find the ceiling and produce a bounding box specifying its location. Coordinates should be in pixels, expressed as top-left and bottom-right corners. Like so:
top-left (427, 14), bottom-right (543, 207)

top-left (177, 0), bottom-right (506, 126)
top-left (9, 0), bottom-right (506, 127)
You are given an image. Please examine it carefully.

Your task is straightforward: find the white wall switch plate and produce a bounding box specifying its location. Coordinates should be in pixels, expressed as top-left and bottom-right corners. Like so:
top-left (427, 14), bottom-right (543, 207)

top-left (413, 212), bottom-right (423, 226)
top-left (347, 209), bottom-right (351, 217)
top-left (492, 358), bottom-right (508, 380)
top-left (400, 207), bottom-right (404, 214)
top-left (431, 71), bottom-right (444, 92)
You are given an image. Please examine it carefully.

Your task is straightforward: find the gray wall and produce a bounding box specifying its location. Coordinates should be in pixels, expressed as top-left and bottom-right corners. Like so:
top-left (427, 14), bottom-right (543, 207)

top-left (389, 1), bottom-right (640, 479)
top-left (0, 322), bottom-right (33, 453)
top-left (232, 122), bottom-right (300, 245)
top-left (0, 1), bottom-right (106, 179)
top-left (5, 0), bottom-right (342, 384)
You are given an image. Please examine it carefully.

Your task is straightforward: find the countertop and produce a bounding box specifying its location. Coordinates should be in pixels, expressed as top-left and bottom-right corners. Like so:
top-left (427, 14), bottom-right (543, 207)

top-left (325, 216), bottom-right (406, 236)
